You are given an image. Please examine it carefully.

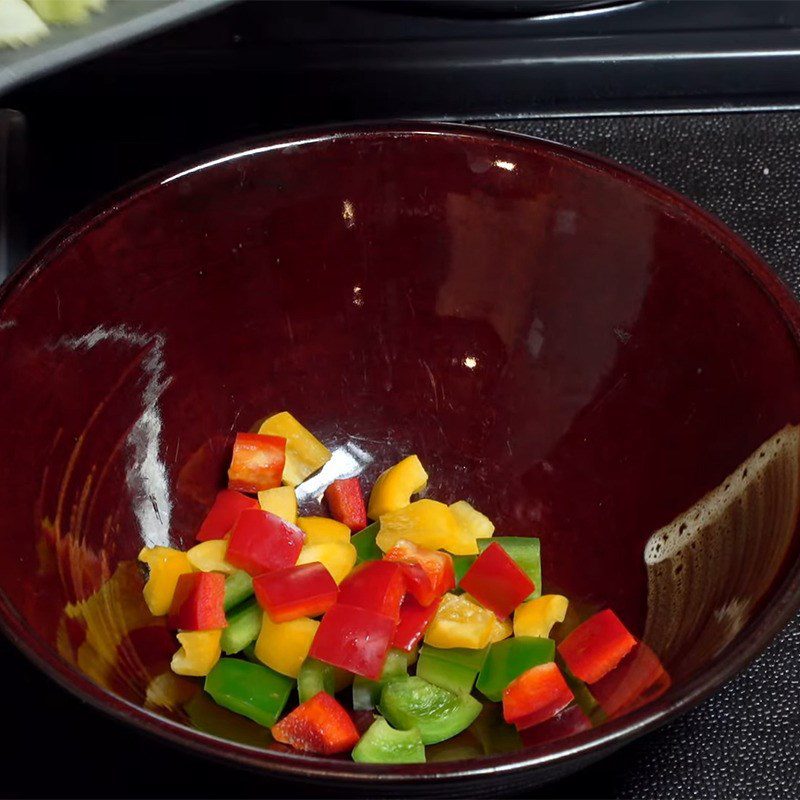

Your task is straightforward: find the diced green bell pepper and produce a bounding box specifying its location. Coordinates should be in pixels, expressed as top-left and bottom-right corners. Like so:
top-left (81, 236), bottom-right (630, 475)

top-left (416, 645), bottom-right (488, 694)
top-left (476, 636), bottom-right (554, 702)
top-left (479, 537), bottom-right (541, 599)
top-left (379, 676), bottom-right (482, 745)
top-left (352, 648), bottom-right (410, 710)
top-left (204, 657), bottom-right (294, 727)
top-left (351, 717), bottom-right (426, 764)
top-left (220, 598), bottom-right (262, 654)
top-left (351, 521), bottom-right (382, 563)
top-left (298, 658), bottom-right (352, 703)
top-left (224, 570), bottom-right (254, 611)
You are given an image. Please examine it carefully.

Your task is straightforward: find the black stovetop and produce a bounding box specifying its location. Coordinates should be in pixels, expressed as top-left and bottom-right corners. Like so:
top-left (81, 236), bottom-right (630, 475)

top-left (2, 3), bottom-right (800, 797)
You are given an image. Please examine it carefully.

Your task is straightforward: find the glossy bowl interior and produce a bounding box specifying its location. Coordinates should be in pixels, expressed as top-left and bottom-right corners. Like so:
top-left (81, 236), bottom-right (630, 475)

top-left (1, 124), bottom-right (800, 791)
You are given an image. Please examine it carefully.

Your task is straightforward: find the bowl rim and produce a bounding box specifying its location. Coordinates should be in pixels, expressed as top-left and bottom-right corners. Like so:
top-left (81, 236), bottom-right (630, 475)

top-left (2, 120), bottom-right (800, 784)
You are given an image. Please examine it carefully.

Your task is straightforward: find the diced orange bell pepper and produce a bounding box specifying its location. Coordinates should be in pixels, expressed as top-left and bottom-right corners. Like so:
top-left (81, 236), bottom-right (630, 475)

top-left (171, 629), bottom-right (222, 676)
top-left (258, 412), bottom-right (331, 486)
top-left (424, 593), bottom-right (495, 649)
top-left (227, 433), bottom-right (286, 493)
top-left (254, 614), bottom-right (319, 678)
top-left (377, 499), bottom-right (477, 555)
top-left (367, 455), bottom-right (428, 519)
top-left (383, 539), bottom-right (455, 606)
top-left (138, 546), bottom-right (194, 616)
top-left (297, 516), bottom-right (351, 544)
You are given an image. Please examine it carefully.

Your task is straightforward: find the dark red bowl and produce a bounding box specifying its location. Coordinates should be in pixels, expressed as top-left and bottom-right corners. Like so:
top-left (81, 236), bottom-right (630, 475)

top-left (1, 123), bottom-right (800, 793)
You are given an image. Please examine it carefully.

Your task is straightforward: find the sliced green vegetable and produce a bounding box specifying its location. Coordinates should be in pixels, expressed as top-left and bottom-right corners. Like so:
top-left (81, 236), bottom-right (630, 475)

top-left (379, 676), bottom-right (482, 745)
top-left (352, 648), bottom-right (410, 710)
top-left (476, 636), bottom-right (554, 702)
top-left (204, 658), bottom-right (294, 727)
top-left (351, 717), bottom-right (426, 764)
top-left (479, 537), bottom-right (541, 599)
top-left (350, 521), bottom-right (382, 563)
top-left (415, 645), bottom-right (488, 694)
top-left (224, 570), bottom-right (254, 611)
top-left (220, 598), bottom-right (262, 654)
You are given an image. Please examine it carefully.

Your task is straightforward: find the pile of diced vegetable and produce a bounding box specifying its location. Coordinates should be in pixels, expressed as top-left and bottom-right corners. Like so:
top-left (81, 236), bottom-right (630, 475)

top-left (138, 412), bottom-right (663, 763)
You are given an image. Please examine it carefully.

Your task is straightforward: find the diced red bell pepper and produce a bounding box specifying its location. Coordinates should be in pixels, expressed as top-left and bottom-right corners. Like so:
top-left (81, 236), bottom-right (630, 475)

top-left (383, 540), bottom-right (455, 607)
top-left (392, 595), bottom-right (441, 651)
top-left (271, 691), bottom-right (360, 755)
top-left (557, 609), bottom-right (637, 685)
top-left (196, 489), bottom-right (258, 542)
top-left (227, 433), bottom-right (286, 493)
top-left (460, 541), bottom-right (535, 618)
top-left (168, 572), bottom-right (227, 631)
top-left (310, 603), bottom-right (395, 680)
top-left (591, 642), bottom-right (670, 719)
top-left (254, 562), bottom-right (338, 623)
top-left (518, 704), bottom-right (593, 747)
top-left (226, 509), bottom-right (305, 576)
top-left (337, 560), bottom-right (406, 621)
top-left (502, 662), bottom-right (574, 730)
top-left (324, 477), bottom-right (367, 531)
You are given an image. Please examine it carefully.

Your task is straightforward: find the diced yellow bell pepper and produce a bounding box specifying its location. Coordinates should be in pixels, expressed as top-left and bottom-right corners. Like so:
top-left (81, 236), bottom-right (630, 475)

top-left (138, 546), bottom-right (194, 616)
top-left (186, 539), bottom-right (237, 575)
top-left (171, 629), bottom-right (222, 676)
top-left (367, 455), bottom-right (428, 519)
top-left (255, 614), bottom-right (319, 678)
top-left (449, 500), bottom-right (494, 540)
top-left (296, 541), bottom-right (357, 583)
top-left (297, 516), bottom-right (351, 544)
top-left (513, 595), bottom-right (569, 638)
top-left (489, 613), bottom-right (513, 643)
top-left (424, 593), bottom-right (494, 649)
top-left (377, 499), bottom-right (477, 555)
top-left (258, 411), bottom-right (331, 486)
top-left (258, 485), bottom-right (298, 523)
